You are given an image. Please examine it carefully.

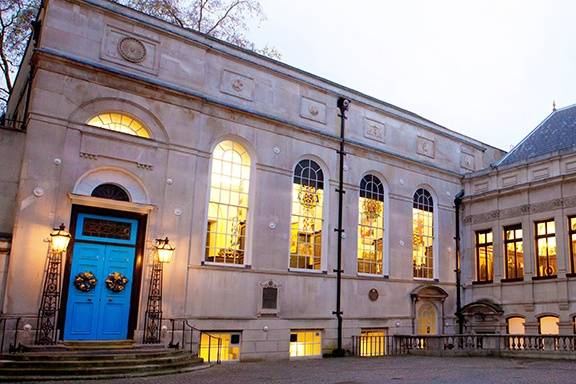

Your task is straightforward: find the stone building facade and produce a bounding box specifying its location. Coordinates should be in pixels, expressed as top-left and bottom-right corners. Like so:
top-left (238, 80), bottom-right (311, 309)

top-left (2, 0), bottom-right (572, 361)
top-left (461, 105), bottom-right (576, 336)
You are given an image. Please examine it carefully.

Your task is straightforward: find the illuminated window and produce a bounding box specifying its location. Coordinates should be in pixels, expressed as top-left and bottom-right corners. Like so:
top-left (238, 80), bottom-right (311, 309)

top-left (570, 217), bottom-right (576, 273)
top-left (205, 141), bottom-right (251, 265)
top-left (535, 219), bottom-right (557, 277)
top-left (504, 225), bottom-right (524, 280)
top-left (507, 317), bottom-right (525, 350)
top-left (290, 160), bottom-right (324, 270)
top-left (87, 112), bottom-right (150, 138)
top-left (539, 316), bottom-right (559, 335)
top-left (358, 175), bottom-right (384, 275)
top-left (507, 317), bottom-right (525, 334)
top-left (475, 230), bottom-right (493, 282)
top-left (359, 329), bottom-right (386, 357)
top-left (289, 330), bottom-right (322, 358)
top-left (416, 302), bottom-right (437, 335)
top-left (412, 189), bottom-right (434, 279)
top-left (199, 332), bottom-right (241, 362)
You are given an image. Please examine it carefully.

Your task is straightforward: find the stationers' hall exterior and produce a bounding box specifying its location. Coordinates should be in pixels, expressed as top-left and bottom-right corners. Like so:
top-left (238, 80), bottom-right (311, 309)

top-left (1, 0), bottom-right (575, 361)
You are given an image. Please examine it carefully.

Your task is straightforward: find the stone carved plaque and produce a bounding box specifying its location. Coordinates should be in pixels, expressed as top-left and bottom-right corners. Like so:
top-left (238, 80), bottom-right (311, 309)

top-left (300, 97), bottom-right (326, 124)
top-left (460, 152), bottom-right (475, 171)
top-left (220, 70), bottom-right (254, 101)
top-left (532, 167), bottom-right (549, 180)
top-left (364, 118), bottom-right (386, 143)
top-left (117, 37), bottom-right (147, 63)
top-left (416, 136), bottom-right (435, 158)
top-left (473, 181), bottom-right (489, 193)
top-left (501, 174), bottom-right (518, 187)
top-left (101, 26), bottom-right (159, 75)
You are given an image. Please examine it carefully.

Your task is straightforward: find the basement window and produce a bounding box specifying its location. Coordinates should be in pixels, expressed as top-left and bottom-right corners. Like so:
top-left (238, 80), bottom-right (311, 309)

top-left (289, 330), bottom-right (321, 358)
top-left (199, 332), bottom-right (241, 362)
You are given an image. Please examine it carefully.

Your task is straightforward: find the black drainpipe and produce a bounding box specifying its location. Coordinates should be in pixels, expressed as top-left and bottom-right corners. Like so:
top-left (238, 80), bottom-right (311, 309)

top-left (454, 189), bottom-right (464, 334)
top-left (333, 97), bottom-right (350, 356)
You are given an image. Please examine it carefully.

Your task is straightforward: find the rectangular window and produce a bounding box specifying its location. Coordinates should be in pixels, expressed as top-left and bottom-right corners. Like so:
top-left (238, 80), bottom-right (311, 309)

top-left (359, 329), bottom-right (387, 357)
top-left (504, 225), bottom-right (524, 280)
top-left (535, 219), bottom-right (557, 277)
top-left (475, 230), bottom-right (493, 282)
top-left (289, 330), bottom-right (322, 358)
top-left (570, 217), bottom-right (576, 273)
top-left (199, 332), bottom-right (241, 362)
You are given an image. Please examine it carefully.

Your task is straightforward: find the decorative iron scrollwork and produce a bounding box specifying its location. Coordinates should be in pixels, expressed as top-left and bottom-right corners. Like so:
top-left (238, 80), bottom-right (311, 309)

top-left (74, 272), bottom-right (97, 292)
top-left (105, 272), bottom-right (129, 292)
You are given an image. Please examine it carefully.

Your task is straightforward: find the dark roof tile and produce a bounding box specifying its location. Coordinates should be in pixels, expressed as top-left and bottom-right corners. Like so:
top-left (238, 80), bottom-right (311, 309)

top-left (497, 104), bottom-right (576, 166)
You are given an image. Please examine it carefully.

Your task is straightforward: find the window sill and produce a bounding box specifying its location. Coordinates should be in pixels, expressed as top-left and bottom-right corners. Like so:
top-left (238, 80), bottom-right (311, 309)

top-left (501, 278), bottom-right (524, 283)
top-left (358, 273), bottom-right (388, 279)
top-left (201, 261), bottom-right (251, 269)
top-left (413, 277), bottom-right (437, 282)
top-left (532, 275), bottom-right (557, 281)
top-left (472, 280), bottom-right (493, 285)
top-left (288, 268), bottom-right (326, 275)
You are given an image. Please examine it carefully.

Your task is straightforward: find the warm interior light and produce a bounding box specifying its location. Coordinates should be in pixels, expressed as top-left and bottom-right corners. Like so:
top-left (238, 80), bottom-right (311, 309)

top-left (50, 223), bottom-right (71, 253)
top-left (155, 237), bottom-right (175, 263)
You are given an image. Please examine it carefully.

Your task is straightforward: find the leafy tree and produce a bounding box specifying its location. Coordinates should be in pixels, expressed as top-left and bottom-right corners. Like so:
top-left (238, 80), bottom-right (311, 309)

top-left (0, 0), bottom-right (279, 112)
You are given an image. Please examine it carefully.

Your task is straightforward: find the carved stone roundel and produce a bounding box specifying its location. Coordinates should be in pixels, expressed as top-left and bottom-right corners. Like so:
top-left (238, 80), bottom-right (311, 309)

top-left (118, 37), bottom-right (147, 63)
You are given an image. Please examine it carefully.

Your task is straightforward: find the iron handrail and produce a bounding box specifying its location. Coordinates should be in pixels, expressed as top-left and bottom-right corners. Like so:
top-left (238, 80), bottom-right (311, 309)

top-left (163, 317), bottom-right (222, 364)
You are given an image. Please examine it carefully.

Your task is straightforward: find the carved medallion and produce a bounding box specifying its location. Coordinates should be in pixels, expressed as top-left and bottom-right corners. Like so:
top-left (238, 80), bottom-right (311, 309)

top-left (117, 37), bottom-right (147, 63)
top-left (369, 288), bottom-right (379, 301)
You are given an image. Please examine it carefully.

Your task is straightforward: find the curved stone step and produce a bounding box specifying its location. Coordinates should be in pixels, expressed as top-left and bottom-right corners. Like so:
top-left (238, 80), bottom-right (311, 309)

top-left (0, 363), bottom-right (210, 382)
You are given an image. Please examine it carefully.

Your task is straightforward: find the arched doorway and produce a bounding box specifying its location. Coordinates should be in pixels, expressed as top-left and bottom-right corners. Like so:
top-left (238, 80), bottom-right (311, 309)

top-left (417, 302), bottom-right (438, 335)
top-left (410, 285), bottom-right (448, 335)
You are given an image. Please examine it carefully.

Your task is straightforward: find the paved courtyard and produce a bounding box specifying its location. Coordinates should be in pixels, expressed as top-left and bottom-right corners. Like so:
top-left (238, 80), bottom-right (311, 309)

top-left (30, 356), bottom-right (576, 384)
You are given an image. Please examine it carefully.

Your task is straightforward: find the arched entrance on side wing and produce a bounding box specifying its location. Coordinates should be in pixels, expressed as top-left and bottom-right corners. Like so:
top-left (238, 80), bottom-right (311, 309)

top-left (411, 285), bottom-right (448, 335)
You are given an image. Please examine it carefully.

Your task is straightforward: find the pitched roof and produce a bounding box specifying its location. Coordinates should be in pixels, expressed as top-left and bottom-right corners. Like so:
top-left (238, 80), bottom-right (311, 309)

top-left (497, 104), bottom-right (576, 167)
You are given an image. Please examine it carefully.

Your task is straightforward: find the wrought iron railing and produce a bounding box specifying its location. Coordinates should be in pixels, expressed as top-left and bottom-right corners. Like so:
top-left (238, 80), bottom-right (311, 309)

top-left (163, 318), bottom-right (222, 364)
top-left (352, 334), bottom-right (576, 357)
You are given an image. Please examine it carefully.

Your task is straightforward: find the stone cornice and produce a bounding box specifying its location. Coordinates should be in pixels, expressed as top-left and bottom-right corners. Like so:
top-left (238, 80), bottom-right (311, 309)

top-left (464, 196), bottom-right (576, 225)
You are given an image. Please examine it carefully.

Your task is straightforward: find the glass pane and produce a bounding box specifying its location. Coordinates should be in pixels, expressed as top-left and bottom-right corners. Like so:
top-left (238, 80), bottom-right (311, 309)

top-left (486, 231), bottom-right (493, 243)
top-left (508, 317), bottom-right (525, 335)
top-left (547, 220), bottom-right (555, 235)
top-left (540, 317), bottom-right (559, 335)
top-left (537, 222), bottom-right (546, 236)
top-left (205, 141), bottom-right (250, 264)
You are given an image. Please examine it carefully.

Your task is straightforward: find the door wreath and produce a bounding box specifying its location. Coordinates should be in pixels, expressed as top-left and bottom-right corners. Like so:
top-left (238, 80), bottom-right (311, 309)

top-left (74, 272), bottom-right (97, 292)
top-left (105, 272), bottom-right (129, 292)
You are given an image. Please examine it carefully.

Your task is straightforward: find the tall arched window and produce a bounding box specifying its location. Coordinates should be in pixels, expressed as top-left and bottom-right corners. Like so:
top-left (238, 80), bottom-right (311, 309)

top-left (358, 174), bottom-right (384, 275)
top-left (413, 188), bottom-right (434, 279)
top-left (290, 159), bottom-right (324, 270)
top-left (205, 141), bottom-right (251, 265)
top-left (87, 112), bottom-right (150, 138)
top-left (539, 315), bottom-right (559, 335)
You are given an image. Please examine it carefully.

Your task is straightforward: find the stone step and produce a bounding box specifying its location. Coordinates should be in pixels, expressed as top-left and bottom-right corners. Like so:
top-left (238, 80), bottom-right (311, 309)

top-left (7, 348), bottom-right (185, 361)
top-left (0, 345), bottom-right (208, 381)
top-left (0, 363), bottom-right (210, 382)
top-left (0, 353), bottom-right (198, 368)
top-left (0, 357), bottom-right (204, 376)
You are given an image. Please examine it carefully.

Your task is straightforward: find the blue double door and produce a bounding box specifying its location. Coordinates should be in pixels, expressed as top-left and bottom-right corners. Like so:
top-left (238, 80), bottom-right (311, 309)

top-left (64, 213), bottom-right (139, 341)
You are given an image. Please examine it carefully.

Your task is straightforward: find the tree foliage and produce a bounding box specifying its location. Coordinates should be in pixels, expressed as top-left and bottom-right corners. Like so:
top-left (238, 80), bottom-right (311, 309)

top-left (0, 0), bottom-right (279, 111)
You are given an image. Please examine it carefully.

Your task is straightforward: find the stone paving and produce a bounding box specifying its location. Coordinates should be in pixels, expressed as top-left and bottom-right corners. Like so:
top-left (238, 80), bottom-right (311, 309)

top-left (32, 356), bottom-right (576, 384)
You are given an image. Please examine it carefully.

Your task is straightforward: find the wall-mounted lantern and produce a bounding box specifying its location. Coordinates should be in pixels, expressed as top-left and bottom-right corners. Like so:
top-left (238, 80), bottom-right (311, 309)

top-left (144, 235), bottom-right (175, 344)
top-left (49, 224), bottom-right (71, 253)
top-left (155, 237), bottom-right (175, 264)
top-left (36, 223), bottom-right (71, 345)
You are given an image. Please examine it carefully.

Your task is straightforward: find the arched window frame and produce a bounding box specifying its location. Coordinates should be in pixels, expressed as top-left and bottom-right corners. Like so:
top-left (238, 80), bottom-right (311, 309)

top-left (86, 112), bottom-right (151, 138)
top-left (506, 316), bottom-right (526, 335)
top-left (357, 174), bottom-right (387, 276)
top-left (538, 315), bottom-right (560, 335)
top-left (288, 158), bottom-right (328, 272)
top-left (203, 140), bottom-right (254, 266)
top-left (412, 187), bottom-right (438, 280)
